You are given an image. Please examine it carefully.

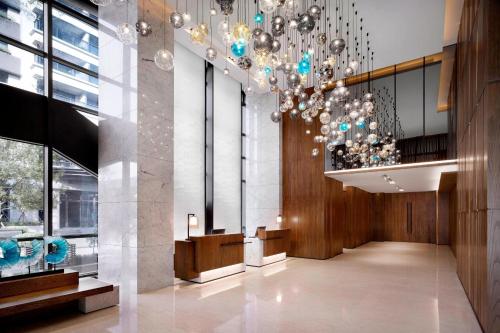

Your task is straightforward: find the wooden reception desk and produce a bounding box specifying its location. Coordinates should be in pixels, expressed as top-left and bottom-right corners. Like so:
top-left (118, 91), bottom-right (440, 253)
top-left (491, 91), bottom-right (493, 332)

top-left (245, 228), bottom-right (291, 267)
top-left (174, 233), bottom-right (245, 283)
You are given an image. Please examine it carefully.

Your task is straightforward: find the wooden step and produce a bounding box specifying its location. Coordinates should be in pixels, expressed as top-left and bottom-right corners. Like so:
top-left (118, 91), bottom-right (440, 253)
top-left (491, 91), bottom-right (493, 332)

top-left (0, 269), bottom-right (78, 298)
top-left (0, 277), bottom-right (113, 317)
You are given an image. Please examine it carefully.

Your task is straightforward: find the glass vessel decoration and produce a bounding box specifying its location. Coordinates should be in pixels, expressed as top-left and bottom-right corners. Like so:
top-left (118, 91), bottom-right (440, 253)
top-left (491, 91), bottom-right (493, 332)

top-left (18, 239), bottom-right (44, 267)
top-left (0, 239), bottom-right (21, 269)
top-left (45, 237), bottom-right (69, 265)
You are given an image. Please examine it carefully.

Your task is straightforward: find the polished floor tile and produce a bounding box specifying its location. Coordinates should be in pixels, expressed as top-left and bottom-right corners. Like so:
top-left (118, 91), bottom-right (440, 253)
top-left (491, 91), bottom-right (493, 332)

top-left (10, 242), bottom-right (482, 333)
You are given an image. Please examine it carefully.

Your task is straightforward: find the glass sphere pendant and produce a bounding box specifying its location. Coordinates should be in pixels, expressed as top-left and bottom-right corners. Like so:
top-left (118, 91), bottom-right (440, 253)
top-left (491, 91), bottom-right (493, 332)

top-left (154, 49), bottom-right (174, 71)
top-left (116, 23), bottom-right (137, 45)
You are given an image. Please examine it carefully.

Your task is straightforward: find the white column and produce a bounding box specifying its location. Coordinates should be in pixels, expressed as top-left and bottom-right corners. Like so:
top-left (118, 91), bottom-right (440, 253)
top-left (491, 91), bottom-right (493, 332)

top-left (245, 93), bottom-right (281, 236)
top-left (98, 0), bottom-right (174, 294)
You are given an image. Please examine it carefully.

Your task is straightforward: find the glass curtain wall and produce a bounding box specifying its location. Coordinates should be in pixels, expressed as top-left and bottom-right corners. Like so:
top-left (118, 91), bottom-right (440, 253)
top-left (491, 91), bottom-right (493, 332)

top-left (0, 0), bottom-right (99, 111)
top-left (0, 0), bottom-right (98, 275)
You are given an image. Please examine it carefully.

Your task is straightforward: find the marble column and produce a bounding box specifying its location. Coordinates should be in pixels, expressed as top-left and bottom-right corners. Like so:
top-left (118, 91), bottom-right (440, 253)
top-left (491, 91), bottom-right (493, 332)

top-left (98, 0), bottom-right (174, 294)
top-left (244, 93), bottom-right (281, 236)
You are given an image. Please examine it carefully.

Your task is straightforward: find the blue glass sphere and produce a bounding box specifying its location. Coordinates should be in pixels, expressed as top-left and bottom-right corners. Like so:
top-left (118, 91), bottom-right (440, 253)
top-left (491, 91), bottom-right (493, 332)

top-left (356, 120), bottom-right (365, 129)
top-left (297, 58), bottom-right (311, 75)
top-left (371, 155), bottom-right (381, 162)
top-left (254, 13), bottom-right (264, 24)
top-left (339, 122), bottom-right (350, 132)
top-left (298, 102), bottom-right (307, 111)
top-left (264, 66), bottom-right (272, 76)
top-left (231, 40), bottom-right (246, 58)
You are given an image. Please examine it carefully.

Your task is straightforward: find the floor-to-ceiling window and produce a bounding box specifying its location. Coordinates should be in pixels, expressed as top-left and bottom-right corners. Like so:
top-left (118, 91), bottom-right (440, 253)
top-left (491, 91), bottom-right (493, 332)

top-left (0, 0), bottom-right (98, 276)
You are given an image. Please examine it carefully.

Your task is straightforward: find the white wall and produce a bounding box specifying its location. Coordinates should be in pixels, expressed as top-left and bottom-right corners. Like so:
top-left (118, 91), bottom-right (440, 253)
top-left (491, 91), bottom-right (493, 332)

top-left (244, 93), bottom-right (281, 236)
top-left (173, 42), bottom-right (205, 240)
top-left (356, 0), bottom-right (445, 70)
top-left (213, 67), bottom-right (241, 234)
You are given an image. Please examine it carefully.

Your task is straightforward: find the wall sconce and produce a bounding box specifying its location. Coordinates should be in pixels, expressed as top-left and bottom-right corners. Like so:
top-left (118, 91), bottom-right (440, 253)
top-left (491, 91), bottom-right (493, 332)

top-left (187, 213), bottom-right (198, 240)
top-left (276, 215), bottom-right (283, 224)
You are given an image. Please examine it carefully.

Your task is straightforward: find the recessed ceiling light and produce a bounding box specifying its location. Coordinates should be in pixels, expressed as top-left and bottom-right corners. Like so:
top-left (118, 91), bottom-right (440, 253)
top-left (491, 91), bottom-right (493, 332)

top-left (399, 188), bottom-right (405, 192)
top-left (389, 180), bottom-right (396, 185)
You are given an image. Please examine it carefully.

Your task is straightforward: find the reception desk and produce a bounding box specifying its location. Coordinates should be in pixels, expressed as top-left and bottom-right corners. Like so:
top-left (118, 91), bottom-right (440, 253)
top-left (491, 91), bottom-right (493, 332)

top-left (245, 229), bottom-right (290, 267)
top-left (174, 233), bottom-right (245, 283)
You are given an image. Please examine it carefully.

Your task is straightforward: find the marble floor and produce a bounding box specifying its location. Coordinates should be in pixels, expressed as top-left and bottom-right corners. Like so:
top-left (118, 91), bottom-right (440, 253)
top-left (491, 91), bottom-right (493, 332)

top-left (10, 242), bottom-right (482, 333)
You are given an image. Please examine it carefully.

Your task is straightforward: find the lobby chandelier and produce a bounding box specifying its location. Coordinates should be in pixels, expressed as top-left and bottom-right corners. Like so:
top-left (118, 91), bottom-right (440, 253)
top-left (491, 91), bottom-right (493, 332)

top-left (98, 0), bottom-right (400, 169)
top-left (180, 0), bottom-right (398, 169)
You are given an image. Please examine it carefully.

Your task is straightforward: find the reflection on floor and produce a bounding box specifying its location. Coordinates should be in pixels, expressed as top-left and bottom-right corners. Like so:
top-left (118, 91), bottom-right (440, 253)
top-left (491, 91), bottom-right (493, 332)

top-left (9, 242), bottom-right (482, 333)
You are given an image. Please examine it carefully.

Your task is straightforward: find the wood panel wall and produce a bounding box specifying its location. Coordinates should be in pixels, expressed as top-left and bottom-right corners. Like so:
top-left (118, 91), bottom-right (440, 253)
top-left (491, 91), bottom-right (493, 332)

top-left (282, 113), bottom-right (344, 259)
top-left (453, 0), bottom-right (500, 331)
top-left (343, 187), bottom-right (373, 248)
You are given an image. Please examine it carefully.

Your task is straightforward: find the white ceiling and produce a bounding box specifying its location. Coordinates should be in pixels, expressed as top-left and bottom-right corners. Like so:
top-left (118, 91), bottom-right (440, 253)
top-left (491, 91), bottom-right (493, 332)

top-left (169, 0), bottom-right (452, 90)
top-left (325, 160), bottom-right (457, 193)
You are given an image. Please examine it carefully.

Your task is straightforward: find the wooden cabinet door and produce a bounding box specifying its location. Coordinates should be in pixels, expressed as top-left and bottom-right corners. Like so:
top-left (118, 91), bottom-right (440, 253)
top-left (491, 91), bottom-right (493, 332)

top-left (408, 192), bottom-right (437, 243)
top-left (384, 193), bottom-right (410, 242)
top-left (383, 192), bottom-right (437, 244)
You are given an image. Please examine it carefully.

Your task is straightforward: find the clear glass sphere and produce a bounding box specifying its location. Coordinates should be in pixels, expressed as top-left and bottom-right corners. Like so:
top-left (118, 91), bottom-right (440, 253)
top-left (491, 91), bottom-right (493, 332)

top-left (259, 0), bottom-right (278, 14)
top-left (319, 112), bottom-right (331, 124)
top-left (217, 20), bottom-right (233, 45)
top-left (182, 12), bottom-right (192, 25)
top-left (154, 49), bottom-right (174, 71)
top-left (284, 0), bottom-right (301, 16)
top-left (312, 148), bottom-right (320, 157)
top-left (320, 124), bottom-right (331, 135)
top-left (116, 23), bottom-right (137, 45)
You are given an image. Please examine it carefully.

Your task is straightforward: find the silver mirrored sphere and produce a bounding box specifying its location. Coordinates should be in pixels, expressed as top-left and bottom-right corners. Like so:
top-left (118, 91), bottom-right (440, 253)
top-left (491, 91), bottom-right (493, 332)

top-left (271, 39), bottom-right (281, 53)
top-left (329, 38), bottom-right (346, 55)
top-left (169, 11), bottom-right (184, 29)
top-left (206, 47), bottom-right (217, 61)
top-left (253, 32), bottom-right (273, 55)
top-left (317, 33), bottom-right (327, 45)
top-left (136, 20), bottom-right (152, 36)
top-left (308, 5), bottom-right (321, 20)
top-left (287, 73), bottom-right (300, 88)
top-left (271, 111), bottom-right (282, 123)
top-left (269, 75), bottom-right (278, 85)
top-left (252, 28), bottom-right (263, 39)
top-left (297, 13), bottom-right (315, 34)
top-left (238, 56), bottom-right (252, 70)
top-left (216, 0), bottom-right (235, 15)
